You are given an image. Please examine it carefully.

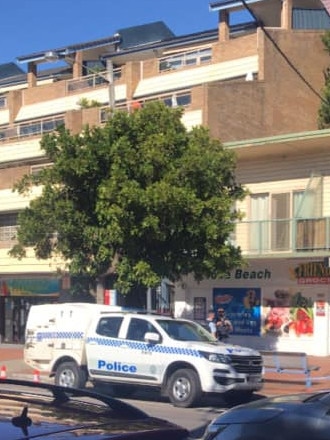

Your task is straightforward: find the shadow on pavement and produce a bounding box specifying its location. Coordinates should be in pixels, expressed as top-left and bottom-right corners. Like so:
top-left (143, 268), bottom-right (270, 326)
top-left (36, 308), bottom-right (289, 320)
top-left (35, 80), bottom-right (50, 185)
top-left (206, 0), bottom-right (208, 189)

top-left (117, 386), bottom-right (266, 407)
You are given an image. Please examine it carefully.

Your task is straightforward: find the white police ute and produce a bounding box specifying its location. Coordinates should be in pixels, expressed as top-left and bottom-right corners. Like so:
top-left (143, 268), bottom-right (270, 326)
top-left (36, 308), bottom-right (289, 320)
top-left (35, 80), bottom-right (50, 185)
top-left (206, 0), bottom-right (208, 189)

top-left (24, 303), bottom-right (263, 408)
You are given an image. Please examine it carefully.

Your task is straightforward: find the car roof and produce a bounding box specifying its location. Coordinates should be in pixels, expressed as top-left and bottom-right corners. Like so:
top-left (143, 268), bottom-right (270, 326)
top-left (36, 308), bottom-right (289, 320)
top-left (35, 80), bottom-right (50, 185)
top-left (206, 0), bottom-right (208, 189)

top-left (0, 379), bottom-right (189, 439)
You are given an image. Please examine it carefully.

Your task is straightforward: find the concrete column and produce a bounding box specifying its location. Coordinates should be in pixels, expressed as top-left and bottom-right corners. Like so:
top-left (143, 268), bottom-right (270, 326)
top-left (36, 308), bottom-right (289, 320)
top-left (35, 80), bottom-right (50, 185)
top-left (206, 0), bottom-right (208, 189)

top-left (27, 62), bottom-right (37, 88)
top-left (73, 51), bottom-right (83, 78)
top-left (96, 279), bottom-right (105, 304)
top-left (281, 0), bottom-right (293, 30)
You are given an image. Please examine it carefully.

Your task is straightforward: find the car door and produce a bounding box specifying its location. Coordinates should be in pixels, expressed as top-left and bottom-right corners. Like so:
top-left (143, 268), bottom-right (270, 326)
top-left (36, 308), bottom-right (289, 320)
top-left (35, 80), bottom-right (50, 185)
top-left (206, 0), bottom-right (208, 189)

top-left (85, 315), bottom-right (126, 381)
top-left (119, 317), bottom-right (166, 384)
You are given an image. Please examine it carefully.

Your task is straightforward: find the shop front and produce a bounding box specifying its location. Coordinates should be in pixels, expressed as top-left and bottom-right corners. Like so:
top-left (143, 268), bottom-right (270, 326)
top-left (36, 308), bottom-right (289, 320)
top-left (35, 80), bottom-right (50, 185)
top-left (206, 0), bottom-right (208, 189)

top-left (176, 258), bottom-right (330, 356)
top-left (0, 277), bottom-right (60, 343)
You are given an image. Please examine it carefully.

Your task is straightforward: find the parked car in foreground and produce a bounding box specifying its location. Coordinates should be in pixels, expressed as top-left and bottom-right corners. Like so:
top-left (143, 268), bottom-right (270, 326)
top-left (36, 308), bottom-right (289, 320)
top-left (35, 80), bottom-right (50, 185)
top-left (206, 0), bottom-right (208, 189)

top-left (0, 379), bottom-right (190, 439)
top-left (203, 390), bottom-right (330, 439)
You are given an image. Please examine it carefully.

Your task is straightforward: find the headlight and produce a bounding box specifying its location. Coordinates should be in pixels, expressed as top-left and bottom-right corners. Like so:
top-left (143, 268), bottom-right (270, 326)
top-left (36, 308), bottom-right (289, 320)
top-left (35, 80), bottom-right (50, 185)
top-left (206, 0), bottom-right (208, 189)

top-left (199, 351), bottom-right (231, 364)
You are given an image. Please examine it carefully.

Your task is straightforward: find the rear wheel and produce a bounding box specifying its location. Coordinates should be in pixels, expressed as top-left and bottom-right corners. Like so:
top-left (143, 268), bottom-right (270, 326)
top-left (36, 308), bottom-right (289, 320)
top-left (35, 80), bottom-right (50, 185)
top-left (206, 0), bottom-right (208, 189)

top-left (54, 362), bottom-right (87, 388)
top-left (167, 368), bottom-right (202, 408)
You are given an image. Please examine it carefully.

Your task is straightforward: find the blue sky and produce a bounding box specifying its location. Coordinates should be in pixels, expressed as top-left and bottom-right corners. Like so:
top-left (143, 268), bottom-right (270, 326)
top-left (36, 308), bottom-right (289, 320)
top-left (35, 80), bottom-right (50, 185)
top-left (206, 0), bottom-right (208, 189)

top-left (1, 0), bottom-right (251, 67)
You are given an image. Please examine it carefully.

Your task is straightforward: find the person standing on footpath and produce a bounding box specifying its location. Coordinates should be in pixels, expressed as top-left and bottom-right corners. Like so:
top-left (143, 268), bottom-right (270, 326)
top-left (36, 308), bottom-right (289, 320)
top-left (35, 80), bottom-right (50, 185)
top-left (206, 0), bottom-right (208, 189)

top-left (206, 309), bottom-right (217, 338)
top-left (216, 308), bottom-right (233, 342)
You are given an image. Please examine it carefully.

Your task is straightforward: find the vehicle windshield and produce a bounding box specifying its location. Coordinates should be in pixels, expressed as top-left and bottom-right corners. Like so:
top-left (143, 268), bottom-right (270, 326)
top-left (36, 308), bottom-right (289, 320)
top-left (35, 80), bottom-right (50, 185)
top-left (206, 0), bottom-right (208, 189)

top-left (156, 319), bottom-right (216, 342)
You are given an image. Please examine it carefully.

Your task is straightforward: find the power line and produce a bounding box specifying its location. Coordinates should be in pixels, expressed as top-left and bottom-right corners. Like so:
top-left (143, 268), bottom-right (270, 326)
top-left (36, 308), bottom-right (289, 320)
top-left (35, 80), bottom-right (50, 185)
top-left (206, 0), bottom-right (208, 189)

top-left (240, 0), bottom-right (327, 103)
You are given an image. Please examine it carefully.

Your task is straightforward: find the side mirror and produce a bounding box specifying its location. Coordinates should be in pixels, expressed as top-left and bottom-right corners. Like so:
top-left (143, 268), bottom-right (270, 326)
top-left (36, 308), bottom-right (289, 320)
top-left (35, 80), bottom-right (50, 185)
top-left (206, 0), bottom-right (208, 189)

top-left (144, 332), bottom-right (160, 343)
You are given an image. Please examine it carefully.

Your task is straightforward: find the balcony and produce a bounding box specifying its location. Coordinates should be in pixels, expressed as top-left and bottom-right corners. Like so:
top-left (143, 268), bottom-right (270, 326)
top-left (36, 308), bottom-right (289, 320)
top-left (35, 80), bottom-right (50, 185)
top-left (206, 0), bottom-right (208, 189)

top-left (99, 89), bottom-right (192, 122)
top-left (236, 217), bottom-right (330, 256)
top-left (66, 68), bottom-right (122, 94)
top-left (0, 115), bottom-right (65, 142)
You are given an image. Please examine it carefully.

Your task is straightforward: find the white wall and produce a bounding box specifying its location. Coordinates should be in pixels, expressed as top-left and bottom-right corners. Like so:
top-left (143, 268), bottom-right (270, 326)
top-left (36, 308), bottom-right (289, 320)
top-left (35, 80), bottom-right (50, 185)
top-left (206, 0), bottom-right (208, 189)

top-left (175, 258), bottom-right (330, 356)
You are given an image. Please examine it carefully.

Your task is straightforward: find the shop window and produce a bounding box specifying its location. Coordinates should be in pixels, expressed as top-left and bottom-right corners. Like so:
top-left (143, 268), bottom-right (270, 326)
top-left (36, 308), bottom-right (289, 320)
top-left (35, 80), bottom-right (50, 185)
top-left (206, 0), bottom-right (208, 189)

top-left (0, 213), bottom-right (18, 242)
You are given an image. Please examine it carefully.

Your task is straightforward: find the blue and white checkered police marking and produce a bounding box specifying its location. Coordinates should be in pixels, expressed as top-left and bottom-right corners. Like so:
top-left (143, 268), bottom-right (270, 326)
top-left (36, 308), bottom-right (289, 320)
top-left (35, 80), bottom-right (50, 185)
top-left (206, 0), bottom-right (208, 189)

top-left (86, 336), bottom-right (202, 358)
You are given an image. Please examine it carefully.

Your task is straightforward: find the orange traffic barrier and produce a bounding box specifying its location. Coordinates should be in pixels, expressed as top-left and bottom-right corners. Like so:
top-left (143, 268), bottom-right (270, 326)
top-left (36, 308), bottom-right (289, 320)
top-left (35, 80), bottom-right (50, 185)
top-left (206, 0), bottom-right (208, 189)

top-left (0, 366), bottom-right (7, 379)
top-left (33, 369), bottom-right (41, 383)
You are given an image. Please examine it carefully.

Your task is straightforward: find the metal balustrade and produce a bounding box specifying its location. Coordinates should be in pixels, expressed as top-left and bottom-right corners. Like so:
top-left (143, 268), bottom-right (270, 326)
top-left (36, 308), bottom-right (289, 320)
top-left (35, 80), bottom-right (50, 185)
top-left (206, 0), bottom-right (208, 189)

top-left (0, 89), bottom-right (191, 142)
top-left (0, 116), bottom-right (65, 142)
top-left (66, 68), bottom-right (122, 93)
top-left (3, 212), bottom-right (330, 259)
top-left (236, 217), bottom-right (330, 255)
top-left (159, 48), bottom-right (212, 72)
top-left (99, 90), bottom-right (192, 122)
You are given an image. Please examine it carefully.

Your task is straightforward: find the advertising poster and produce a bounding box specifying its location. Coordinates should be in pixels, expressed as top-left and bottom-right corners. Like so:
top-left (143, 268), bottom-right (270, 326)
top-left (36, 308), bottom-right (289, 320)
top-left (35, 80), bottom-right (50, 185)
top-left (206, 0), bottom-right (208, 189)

top-left (0, 278), bottom-right (60, 297)
top-left (213, 287), bottom-right (261, 336)
top-left (316, 301), bottom-right (326, 317)
top-left (262, 288), bottom-right (314, 337)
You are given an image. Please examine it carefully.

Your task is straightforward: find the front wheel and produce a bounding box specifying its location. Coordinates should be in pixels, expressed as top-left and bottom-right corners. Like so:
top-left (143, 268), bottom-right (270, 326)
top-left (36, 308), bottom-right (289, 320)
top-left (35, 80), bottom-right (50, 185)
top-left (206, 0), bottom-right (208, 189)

top-left (167, 368), bottom-right (202, 408)
top-left (55, 362), bottom-right (87, 388)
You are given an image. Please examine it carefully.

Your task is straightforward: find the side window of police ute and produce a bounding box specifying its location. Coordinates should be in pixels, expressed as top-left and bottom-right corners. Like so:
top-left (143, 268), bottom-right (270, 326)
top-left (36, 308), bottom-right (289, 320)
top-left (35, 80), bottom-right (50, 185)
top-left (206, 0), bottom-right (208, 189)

top-left (96, 317), bottom-right (123, 338)
top-left (126, 318), bottom-right (159, 342)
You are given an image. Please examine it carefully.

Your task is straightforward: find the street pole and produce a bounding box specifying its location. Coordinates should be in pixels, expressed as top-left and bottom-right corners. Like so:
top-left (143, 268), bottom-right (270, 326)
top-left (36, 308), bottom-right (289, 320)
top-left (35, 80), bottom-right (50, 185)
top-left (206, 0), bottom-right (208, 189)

top-left (106, 59), bottom-right (115, 110)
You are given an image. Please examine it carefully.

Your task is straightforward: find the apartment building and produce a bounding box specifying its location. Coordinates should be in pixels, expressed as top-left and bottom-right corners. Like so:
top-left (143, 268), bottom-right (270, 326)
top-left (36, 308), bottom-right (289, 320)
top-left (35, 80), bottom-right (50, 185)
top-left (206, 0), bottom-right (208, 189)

top-left (0, 0), bottom-right (330, 353)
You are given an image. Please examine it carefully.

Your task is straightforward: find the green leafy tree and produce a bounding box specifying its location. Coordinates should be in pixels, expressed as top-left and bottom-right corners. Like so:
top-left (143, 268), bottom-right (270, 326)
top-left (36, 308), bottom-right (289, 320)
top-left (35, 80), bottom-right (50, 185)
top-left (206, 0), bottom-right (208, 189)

top-left (10, 101), bottom-right (246, 294)
top-left (318, 31), bottom-right (330, 128)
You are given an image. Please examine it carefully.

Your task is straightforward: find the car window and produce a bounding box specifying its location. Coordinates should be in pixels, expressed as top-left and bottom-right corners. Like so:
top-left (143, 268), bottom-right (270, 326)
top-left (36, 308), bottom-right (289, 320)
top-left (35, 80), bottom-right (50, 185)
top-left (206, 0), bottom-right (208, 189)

top-left (126, 318), bottom-right (158, 341)
top-left (96, 317), bottom-right (123, 338)
top-left (157, 319), bottom-right (215, 342)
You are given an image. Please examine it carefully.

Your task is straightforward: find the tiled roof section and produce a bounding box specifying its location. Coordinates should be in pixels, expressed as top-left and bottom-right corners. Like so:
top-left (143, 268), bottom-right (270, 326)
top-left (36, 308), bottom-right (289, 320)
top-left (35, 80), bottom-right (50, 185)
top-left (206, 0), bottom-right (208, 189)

top-left (117, 21), bottom-right (175, 49)
top-left (0, 63), bottom-right (25, 80)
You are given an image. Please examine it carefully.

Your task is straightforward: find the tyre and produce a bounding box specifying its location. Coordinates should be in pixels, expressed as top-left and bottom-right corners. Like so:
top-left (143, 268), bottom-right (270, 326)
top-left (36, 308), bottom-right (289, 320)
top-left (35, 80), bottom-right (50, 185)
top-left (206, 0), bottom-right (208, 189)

top-left (54, 362), bottom-right (87, 388)
top-left (167, 368), bottom-right (202, 408)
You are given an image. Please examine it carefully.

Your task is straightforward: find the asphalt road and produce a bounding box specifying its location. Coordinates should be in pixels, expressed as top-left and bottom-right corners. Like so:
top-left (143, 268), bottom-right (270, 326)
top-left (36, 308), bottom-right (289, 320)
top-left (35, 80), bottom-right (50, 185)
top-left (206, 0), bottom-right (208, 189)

top-left (118, 387), bottom-right (263, 438)
top-left (3, 345), bottom-right (330, 437)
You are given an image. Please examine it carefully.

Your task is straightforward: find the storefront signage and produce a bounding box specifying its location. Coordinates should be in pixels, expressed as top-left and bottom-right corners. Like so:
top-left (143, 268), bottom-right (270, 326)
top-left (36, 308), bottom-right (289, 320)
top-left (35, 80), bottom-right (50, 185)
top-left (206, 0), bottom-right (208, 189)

top-left (316, 301), bottom-right (326, 317)
top-left (0, 278), bottom-right (60, 296)
top-left (292, 261), bottom-right (330, 284)
top-left (222, 269), bottom-right (272, 280)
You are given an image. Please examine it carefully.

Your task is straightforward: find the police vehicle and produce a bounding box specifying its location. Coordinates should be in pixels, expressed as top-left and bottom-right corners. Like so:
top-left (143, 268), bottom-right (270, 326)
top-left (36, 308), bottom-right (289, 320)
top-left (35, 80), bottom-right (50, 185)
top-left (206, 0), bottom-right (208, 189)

top-left (24, 303), bottom-right (263, 408)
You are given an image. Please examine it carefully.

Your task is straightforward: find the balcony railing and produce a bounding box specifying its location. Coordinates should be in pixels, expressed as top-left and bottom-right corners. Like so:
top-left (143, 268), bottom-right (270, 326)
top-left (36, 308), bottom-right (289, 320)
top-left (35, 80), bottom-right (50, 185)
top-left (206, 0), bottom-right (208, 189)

top-left (99, 90), bottom-right (192, 122)
top-left (236, 217), bottom-right (330, 255)
top-left (159, 48), bottom-right (212, 72)
top-left (0, 115), bottom-right (65, 142)
top-left (66, 68), bottom-right (122, 93)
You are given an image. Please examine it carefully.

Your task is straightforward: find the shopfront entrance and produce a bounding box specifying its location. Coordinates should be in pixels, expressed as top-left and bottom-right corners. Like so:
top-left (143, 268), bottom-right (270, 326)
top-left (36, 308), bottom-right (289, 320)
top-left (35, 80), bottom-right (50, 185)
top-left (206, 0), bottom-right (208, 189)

top-left (0, 277), bottom-right (60, 344)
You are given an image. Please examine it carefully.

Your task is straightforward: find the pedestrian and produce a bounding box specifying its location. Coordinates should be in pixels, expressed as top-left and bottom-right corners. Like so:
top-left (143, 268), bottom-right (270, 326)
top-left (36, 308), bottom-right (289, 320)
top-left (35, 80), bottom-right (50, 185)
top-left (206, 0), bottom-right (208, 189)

top-left (216, 308), bottom-right (233, 342)
top-left (206, 309), bottom-right (217, 338)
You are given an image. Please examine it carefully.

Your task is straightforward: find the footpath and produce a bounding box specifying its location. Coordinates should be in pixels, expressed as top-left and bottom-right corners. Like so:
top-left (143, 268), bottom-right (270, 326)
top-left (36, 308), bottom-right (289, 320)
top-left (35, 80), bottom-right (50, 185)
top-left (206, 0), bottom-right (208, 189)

top-left (1, 344), bottom-right (330, 396)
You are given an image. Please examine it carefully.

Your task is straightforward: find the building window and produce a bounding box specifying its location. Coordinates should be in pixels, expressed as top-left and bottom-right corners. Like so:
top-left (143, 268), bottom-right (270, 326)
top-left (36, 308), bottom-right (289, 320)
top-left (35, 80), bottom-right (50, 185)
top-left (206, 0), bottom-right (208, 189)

top-left (250, 192), bottom-right (295, 252)
top-left (159, 48), bottom-right (212, 72)
top-left (162, 92), bottom-right (191, 107)
top-left (249, 182), bottom-right (325, 253)
top-left (0, 95), bottom-right (7, 109)
top-left (0, 213), bottom-right (18, 242)
top-left (19, 117), bottom-right (64, 138)
top-left (31, 163), bottom-right (53, 176)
